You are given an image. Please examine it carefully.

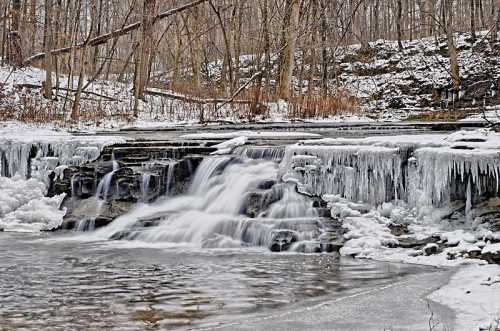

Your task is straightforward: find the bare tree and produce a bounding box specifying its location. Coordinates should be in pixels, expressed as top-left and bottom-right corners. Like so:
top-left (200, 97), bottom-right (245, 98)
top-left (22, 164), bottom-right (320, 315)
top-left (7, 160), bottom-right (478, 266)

top-left (445, 0), bottom-right (461, 90)
top-left (278, 0), bottom-right (300, 100)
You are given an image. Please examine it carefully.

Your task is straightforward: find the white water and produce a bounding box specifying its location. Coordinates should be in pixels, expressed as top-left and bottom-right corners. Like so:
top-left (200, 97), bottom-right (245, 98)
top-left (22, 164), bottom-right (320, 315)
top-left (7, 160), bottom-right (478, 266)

top-left (141, 173), bottom-right (151, 202)
top-left (90, 157), bottom-right (320, 248)
top-left (165, 162), bottom-right (176, 196)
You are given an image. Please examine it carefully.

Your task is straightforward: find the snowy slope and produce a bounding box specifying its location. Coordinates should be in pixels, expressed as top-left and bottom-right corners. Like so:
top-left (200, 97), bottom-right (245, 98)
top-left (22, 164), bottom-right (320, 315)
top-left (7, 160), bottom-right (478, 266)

top-left (1, 31), bottom-right (499, 128)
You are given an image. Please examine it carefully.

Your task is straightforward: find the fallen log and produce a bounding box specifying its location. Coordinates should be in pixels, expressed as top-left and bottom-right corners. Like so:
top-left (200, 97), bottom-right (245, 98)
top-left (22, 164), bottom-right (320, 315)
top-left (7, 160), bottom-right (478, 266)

top-left (144, 89), bottom-right (255, 105)
top-left (14, 83), bottom-right (118, 101)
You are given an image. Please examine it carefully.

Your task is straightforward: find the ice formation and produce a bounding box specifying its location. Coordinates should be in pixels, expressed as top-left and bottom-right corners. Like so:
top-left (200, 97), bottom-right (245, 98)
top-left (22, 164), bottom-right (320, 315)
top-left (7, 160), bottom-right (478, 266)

top-left (0, 125), bottom-right (127, 231)
top-left (0, 125), bottom-right (126, 180)
top-left (0, 176), bottom-right (66, 232)
top-left (281, 130), bottom-right (500, 212)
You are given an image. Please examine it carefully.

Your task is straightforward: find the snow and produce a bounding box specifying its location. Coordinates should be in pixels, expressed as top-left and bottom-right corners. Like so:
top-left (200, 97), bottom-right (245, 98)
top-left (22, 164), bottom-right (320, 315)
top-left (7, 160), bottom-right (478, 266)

top-left (0, 176), bottom-right (66, 232)
top-left (211, 136), bottom-right (248, 155)
top-left (429, 264), bottom-right (500, 330)
top-left (0, 122), bottom-right (127, 179)
top-left (482, 243), bottom-right (500, 255)
top-left (181, 131), bottom-right (322, 140)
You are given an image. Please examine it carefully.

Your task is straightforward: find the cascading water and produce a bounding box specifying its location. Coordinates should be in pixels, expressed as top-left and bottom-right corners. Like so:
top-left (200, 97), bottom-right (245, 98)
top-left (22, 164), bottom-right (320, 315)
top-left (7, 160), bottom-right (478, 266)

top-left (95, 158), bottom-right (120, 209)
top-left (141, 173), bottom-right (152, 202)
top-left (89, 155), bottom-right (327, 250)
top-left (75, 218), bottom-right (96, 232)
top-left (165, 162), bottom-right (176, 196)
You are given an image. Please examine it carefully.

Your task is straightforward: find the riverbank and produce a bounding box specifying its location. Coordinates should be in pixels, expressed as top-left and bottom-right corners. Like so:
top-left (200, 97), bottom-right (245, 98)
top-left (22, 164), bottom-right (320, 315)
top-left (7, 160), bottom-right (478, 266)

top-left (1, 123), bottom-right (499, 330)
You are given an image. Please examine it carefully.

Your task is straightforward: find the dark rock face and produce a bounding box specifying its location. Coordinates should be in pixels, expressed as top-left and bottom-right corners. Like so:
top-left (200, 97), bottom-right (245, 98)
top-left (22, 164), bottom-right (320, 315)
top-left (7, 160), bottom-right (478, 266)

top-left (242, 188), bottom-right (281, 218)
top-left (480, 250), bottom-right (500, 264)
top-left (54, 141), bottom-right (211, 231)
top-left (269, 230), bottom-right (298, 252)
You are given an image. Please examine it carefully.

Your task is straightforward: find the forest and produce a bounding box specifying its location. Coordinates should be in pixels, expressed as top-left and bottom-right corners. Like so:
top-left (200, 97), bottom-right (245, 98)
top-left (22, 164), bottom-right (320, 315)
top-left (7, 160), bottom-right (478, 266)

top-left (0, 0), bottom-right (499, 125)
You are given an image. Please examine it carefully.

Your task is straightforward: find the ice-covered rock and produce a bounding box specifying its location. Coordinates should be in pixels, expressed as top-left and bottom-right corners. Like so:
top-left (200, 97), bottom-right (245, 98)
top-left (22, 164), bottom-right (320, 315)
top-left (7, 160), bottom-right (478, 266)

top-left (0, 176), bottom-right (66, 232)
top-left (280, 131), bottom-right (500, 212)
top-left (211, 136), bottom-right (248, 155)
top-left (0, 124), bottom-right (126, 180)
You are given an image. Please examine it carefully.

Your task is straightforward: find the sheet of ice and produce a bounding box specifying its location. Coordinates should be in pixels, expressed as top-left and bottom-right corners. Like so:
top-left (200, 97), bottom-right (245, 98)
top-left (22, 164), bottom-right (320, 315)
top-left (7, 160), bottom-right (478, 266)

top-left (429, 264), bottom-right (500, 330)
top-left (181, 131), bottom-right (322, 140)
top-left (0, 176), bottom-right (66, 232)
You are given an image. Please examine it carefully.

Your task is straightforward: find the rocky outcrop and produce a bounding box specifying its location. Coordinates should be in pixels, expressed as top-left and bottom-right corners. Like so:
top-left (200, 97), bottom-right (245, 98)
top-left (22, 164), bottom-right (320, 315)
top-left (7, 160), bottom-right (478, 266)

top-left (54, 141), bottom-right (215, 230)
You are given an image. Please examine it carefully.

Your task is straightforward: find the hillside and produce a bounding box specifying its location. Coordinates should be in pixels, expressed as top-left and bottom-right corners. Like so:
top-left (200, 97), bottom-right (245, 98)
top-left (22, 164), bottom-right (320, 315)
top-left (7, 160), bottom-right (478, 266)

top-left (1, 31), bottom-right (500, 129)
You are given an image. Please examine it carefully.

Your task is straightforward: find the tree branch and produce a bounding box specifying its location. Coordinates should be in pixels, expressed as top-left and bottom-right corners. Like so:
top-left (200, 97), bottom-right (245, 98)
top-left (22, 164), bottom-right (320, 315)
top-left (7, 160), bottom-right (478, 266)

top-left (23, 0), bottom-right (208, 65)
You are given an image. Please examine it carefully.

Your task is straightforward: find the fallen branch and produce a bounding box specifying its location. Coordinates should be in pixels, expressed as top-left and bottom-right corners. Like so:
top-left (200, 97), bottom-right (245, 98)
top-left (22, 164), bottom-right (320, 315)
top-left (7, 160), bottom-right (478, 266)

top-left (14, 83), bottom-right (118, 101)
top-left (23, 0), bottom-right (208, 65)
top-left (481, 103), bottom-right (500, 130)
top-left (144, 89), bottom-right (256, 105)
top-left (215, 71), bottom-right (262, 111)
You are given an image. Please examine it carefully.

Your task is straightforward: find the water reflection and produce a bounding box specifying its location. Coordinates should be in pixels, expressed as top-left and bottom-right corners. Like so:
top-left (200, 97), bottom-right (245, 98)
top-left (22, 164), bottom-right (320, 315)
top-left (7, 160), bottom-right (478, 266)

top-left (0, 233), bottom-right (425, 330)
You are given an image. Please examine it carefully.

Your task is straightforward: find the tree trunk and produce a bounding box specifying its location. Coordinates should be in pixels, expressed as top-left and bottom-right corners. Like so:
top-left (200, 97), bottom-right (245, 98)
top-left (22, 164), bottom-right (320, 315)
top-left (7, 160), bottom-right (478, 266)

top-left (7, 0), bottom-right (23, 66)
top-left (396, 0), bottom-right (403, 50)
top-left (278, 0), bottom-right (299, 100)
top-left (43, 0), bottom-right (53, 99)
top-left (189, 6), bottom-right (203, 92)
top-left (471, 0), bottom-right (477, 44)
top-left (209, 1), bottom-right (234, 93)
top-left (136, 0), bottom-right (156, 99)
top-left (491, 1), bottom-right (499, 46)
top-left (445, 0), bottom-right (461, 89)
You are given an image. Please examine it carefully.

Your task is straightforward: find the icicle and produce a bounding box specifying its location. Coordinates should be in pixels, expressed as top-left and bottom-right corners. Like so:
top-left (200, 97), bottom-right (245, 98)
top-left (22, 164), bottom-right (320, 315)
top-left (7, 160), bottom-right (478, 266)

top-left (465, 175), bottom-right (472, 223)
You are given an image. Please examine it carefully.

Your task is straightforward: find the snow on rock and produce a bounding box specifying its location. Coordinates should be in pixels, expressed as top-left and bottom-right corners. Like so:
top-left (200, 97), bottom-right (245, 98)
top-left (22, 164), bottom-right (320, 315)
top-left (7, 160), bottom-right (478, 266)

top-left (281, 129), bottom-right (500, 211)
top-left (0, 122), bottom-right (127, 179)
top-left (0, 176), bottom-right (66, 232)
top-left (429, 264), bottom-right (500, 330)
top-left (341, 212), bottom-right (398, 257)
top-left (181, 131), bottom-right (322, 140)
top-left (211, 136), bottom-right (248, 155)
top-left (482, 243), bottom-right (500, 255)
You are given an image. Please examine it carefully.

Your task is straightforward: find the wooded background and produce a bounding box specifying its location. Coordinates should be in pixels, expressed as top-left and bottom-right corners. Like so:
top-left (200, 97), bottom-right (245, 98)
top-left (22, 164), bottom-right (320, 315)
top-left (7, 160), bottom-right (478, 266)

top-left (1, 0), bottom-right (500, 119)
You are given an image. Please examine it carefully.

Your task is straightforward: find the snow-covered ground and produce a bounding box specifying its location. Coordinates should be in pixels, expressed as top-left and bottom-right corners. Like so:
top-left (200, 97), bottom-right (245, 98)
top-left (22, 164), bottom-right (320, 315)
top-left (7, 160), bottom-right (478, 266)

top-left (430, 264), bottom-right (500, 330)
top-left (1, 31), bottom-right (499, 129)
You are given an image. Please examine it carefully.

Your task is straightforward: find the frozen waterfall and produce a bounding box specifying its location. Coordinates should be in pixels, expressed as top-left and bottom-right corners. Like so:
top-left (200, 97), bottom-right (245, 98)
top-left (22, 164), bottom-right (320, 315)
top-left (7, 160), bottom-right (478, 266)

top-left (280, 134), bottom-right (500, 212)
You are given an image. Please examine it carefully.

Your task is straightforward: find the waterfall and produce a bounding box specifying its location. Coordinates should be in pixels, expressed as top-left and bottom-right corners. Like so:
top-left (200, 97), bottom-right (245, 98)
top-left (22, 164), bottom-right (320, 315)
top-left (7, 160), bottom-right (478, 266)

top-left (89, 156), bottom-right (324, 249)
top-left (76, 218), bottom-right (96, 232)
top-left (141, 173), bottom-right (152, 202)
top-left (165, 162), bottom-right (176, 196)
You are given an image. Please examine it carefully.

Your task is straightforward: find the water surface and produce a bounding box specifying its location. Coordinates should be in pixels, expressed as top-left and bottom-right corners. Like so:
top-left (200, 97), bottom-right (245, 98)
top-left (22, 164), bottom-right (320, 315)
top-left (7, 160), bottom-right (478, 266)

top-left (0, 232), bottom-right (432, 330)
